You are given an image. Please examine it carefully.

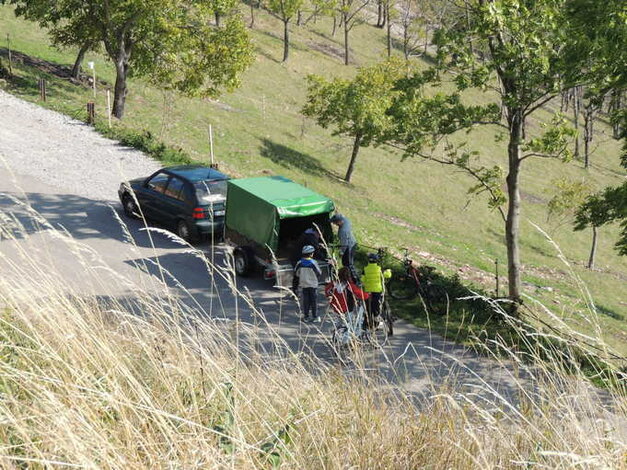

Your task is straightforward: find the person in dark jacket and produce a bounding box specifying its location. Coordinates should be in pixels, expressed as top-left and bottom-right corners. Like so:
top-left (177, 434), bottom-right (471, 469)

top-left (293, 245), bottom-right (322, 323)
top-left (330, 213), bottom-right (358, 282)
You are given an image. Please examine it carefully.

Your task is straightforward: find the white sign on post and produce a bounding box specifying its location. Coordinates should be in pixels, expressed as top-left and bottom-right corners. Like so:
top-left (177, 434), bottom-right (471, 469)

top-left (87, 62), bottom-right (96, 98)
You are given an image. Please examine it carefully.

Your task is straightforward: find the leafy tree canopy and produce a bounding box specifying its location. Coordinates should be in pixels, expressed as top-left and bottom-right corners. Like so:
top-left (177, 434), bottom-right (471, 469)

top-left (5, 0), bottom-right (254, 117)
top-left (303, 59), bottom-right (407, 147)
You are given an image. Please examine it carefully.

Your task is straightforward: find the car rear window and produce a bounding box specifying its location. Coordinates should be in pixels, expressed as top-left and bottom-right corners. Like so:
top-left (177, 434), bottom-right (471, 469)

top-left (195, 179), bottom-right (227, 204)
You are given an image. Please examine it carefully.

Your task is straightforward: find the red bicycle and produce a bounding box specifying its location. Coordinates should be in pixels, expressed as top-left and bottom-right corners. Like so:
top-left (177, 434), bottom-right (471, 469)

top-left (386, 248), bottom-right (449, 314)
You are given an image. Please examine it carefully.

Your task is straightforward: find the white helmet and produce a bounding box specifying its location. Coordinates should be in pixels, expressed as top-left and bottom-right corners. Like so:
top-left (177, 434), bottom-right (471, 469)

top-left (302, 245), bottom-right (315, 255)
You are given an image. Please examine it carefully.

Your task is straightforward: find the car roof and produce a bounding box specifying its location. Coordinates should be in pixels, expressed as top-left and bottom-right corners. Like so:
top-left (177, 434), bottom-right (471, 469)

top-left (166, 165), bottom-right (228, 183)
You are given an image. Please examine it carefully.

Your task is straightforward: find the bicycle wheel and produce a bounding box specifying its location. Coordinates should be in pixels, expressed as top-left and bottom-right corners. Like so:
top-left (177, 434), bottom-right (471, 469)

top-left (423, 283), bottom-right (449, 315)
top-left (387, 275), bottom-right (418, 300)
top-left (381, 299), bottom-right (394, 336)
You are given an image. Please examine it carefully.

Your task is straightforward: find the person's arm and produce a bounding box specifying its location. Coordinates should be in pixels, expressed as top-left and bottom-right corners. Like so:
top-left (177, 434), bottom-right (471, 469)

top-left (349, 281), bottom-right (369, 300)
top-left (292, 263), bottom-right (301, 291)
top-left (324, 283), bottom-right (333, 297)
top-left (313, 260), bottom-right (322, 277)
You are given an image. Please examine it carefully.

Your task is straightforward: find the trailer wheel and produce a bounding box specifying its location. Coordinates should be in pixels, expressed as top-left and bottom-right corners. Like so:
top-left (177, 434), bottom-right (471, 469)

top-left (234, 247), bottom-right (253, 277)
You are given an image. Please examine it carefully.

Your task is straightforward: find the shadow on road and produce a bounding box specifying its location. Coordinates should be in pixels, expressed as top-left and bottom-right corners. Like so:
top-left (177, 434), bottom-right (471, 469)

top-left (0, 190), bottom-right (197, 249)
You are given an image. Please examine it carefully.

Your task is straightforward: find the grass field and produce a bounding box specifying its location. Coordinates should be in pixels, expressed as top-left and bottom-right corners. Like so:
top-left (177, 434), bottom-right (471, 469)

top-left (0, 209), bottom-right (625, 468)
top-left (0, 4), bottom-right (626, 356)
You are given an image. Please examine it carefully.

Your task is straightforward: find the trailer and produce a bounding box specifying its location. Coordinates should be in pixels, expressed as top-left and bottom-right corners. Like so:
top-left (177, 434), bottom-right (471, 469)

top-left (225, 175), bottom-right (335, 287)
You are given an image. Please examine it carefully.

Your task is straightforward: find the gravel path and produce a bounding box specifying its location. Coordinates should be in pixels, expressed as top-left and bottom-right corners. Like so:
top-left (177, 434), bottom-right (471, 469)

top-left (0, 90), bottom-right (160, 201)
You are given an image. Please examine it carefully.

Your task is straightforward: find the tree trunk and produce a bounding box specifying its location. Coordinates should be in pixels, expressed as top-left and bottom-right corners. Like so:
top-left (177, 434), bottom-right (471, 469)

top-left (386, 3), bottom-right (391, 57)
top-left (215, 11), bottom-right (221, 27)
top-left (610, 89), bottom-right (622, 139)
top-left (573, 86), bottom-right (581, 159)
top-left (282, 18), bottom-right (290, 62)
top-left (112, 57), bottom-right (129, 119)
top-left (583, 102), bottom-right (594, 169)
top-left (249, 1), bottom-right (255, 28)
top-left (332, 16), bottom-right (337, 36)
top-left (377, 0), bottom-right (384, 27)
top-left (505, 109), bottom-right (524, 311)
top-left (402, 23), bottom-right (409, 59)
top-left (297, 10), bottom-right (302, 26)
top-left (343, 14), bottom-right (349, 65)
top-left (345, 133), bottom-right (362, 182)
top-left (71, 43), bottom-right (89, 80)
top-left (587, 226), bottom-right (598, 269)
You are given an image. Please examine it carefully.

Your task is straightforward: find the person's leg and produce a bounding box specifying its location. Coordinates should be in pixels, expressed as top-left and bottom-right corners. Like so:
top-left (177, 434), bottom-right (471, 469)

top-left (343, 244), bottom-right (359, 283)
top-left (301, 289), bottom-right (311, 320)
top-left (341, 249), bottom-right (350, 268)
top-left (364, 295), bottom-right (374, 330)
top-left (310, 288), bottom-right (319, 321)
top-left (371, 292), bottom-right (381, 318)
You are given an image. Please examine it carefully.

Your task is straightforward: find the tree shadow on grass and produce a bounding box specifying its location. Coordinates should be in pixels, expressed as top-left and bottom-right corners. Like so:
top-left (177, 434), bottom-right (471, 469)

top-left (0, 48), bottom-right (110, 87)
top-left (259, 138), bottom-right (342, 180)
top-left (0, 48), bottom-right (72, 79)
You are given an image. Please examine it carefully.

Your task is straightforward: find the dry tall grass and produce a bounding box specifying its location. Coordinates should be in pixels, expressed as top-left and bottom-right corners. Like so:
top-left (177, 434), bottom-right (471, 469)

top-left (0, 199), bottom-right (625, 469)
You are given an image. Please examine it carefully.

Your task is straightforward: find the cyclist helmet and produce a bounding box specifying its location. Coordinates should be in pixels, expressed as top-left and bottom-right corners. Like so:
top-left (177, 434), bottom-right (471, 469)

top-left (368, 252), bottom-right (380, 263)
top-left (302, 245), bottom-right (315, 255)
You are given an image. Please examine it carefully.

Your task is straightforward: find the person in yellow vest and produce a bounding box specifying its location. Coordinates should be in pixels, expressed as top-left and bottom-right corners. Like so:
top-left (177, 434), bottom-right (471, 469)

top-left (361, 252), bottom-right (392, 331)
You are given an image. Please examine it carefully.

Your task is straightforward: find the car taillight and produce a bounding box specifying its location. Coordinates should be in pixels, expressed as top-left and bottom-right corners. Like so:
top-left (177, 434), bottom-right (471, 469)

top-left (192, 207), bottom-right (205, 219)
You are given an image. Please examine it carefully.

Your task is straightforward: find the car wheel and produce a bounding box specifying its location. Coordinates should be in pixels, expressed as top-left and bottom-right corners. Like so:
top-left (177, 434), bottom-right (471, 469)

top-left (234, 248), bottom-right (252, 277)
top-left (177, 220), bottom-right (195, 243)
top-left (122, 194), bottom-right (139, 219)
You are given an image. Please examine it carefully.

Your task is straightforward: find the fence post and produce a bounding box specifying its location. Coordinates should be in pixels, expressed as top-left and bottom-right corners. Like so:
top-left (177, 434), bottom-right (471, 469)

top-left (494, 258), bottom-right (500, 298)
top-left (87, 102), bottom-right (95, 125)
top-left (87, 61), bottom-right (96, 98)
top-left (6, 34), bottom-right (13, 77)
top-left (38, 78), bottom-right (47, 102)
top-left (106, 89), bottom-right (112, 128)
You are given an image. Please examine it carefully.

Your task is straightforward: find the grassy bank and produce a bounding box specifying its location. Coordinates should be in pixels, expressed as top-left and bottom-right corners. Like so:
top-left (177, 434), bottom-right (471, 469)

top-left (0, 4), bottom-right (626, 357)
top-left (0, 209), bottom-right (625, 468)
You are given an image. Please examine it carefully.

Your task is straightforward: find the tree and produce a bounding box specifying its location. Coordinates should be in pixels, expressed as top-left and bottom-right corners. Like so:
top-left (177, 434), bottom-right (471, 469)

top-left (546, 179), bottom-right (597, 268)
top-left (7, 0), bottom-right (253, 119)
top-left (205, 0), bottom-right (238, 27)
top-left (267, 0), bottom-right (305, 62)
top-left (3, 0), bottom-right (99, 80)
top-left (379, 0), bottom-right (594, 311)
top-left (302, 60), bottom-right (406, 182)
top-left (398, 0), bottom-right (449, 59)
top-left (337, 0), bottom-right (370, 65)
top-left (569, 0), bottom-right (627, 258)
top-left (581, 89), bottom-right (605, 169)
top-left (575, 114), bottom-right (627, 257)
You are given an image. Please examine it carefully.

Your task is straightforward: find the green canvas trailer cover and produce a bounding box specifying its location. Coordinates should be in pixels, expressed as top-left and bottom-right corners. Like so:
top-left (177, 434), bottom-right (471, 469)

top-left (226, 176), bottom-right (335, 251)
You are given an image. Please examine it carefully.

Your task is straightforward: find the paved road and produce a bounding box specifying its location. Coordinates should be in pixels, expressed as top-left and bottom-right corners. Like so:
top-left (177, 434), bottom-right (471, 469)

top-left (3, 89), bottom-right (593, 409)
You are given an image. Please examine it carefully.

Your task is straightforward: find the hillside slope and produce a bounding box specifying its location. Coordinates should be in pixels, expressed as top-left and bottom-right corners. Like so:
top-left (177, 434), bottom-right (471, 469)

top-left (0, 4), bottom-right (625, 353)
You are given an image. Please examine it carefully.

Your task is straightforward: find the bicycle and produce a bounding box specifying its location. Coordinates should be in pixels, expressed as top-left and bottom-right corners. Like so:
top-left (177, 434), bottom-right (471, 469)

top-left (386, 248), bottom-right (449, 314)
top-left (329, 301), bottom-right (391, 361)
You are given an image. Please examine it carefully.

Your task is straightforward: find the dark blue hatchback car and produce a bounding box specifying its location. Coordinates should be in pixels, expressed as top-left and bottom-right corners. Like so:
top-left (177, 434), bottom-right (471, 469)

top-left (118, 165), bottom-right (229, 242)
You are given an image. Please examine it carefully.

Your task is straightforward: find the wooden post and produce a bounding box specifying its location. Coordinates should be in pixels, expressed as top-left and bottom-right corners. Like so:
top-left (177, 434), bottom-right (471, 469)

top-left (106, 89), bottom-right (112, 128)
top-left (6, 34), bottom-right (13, 77)
top-left (495, 258), bottom-right (500, 298)
top-left (88, 61), bottom-right (96, 98)
top-left (38, 78), bottom-right (47, 102)
top-left (87, 102), bottom-right (95, 124)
